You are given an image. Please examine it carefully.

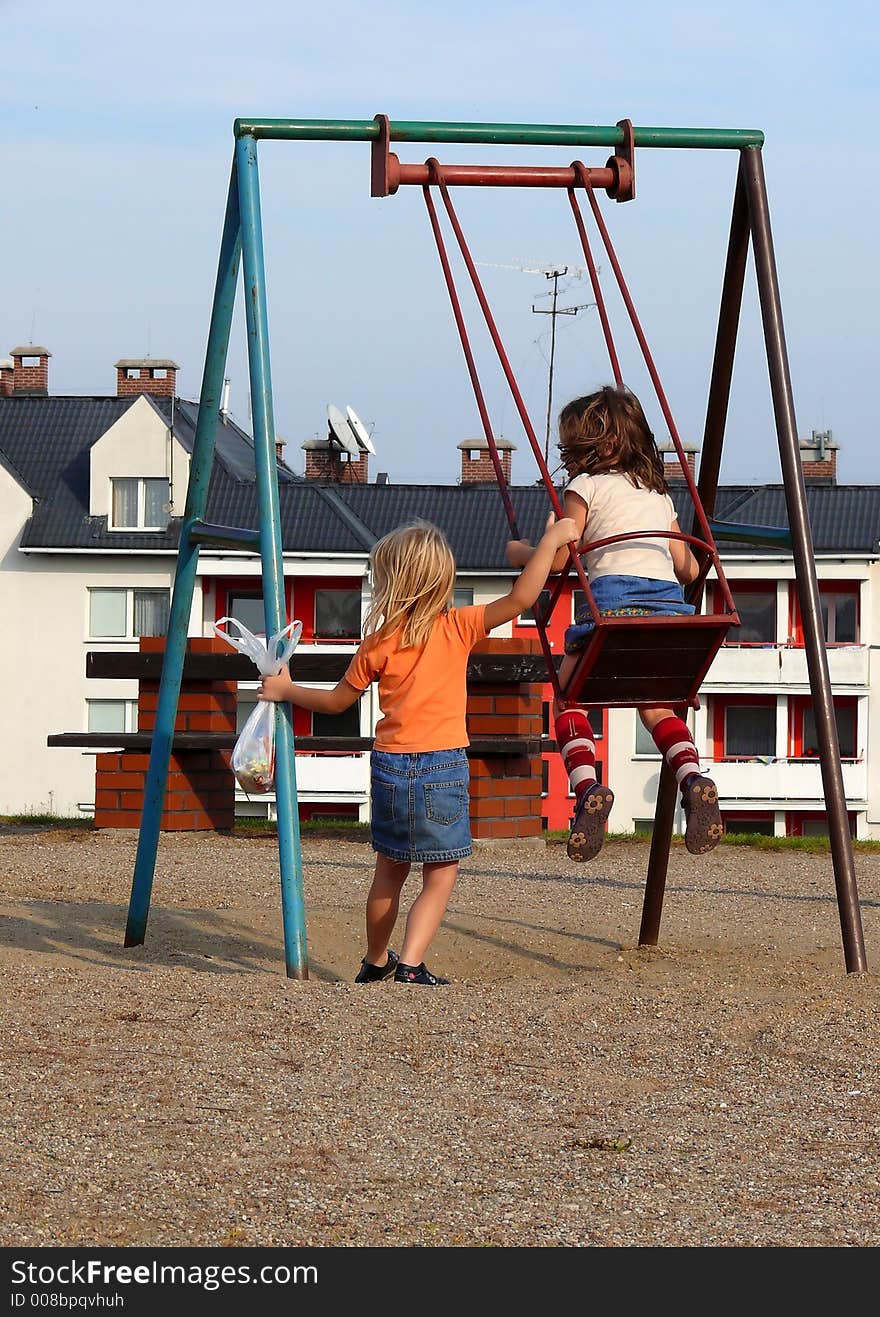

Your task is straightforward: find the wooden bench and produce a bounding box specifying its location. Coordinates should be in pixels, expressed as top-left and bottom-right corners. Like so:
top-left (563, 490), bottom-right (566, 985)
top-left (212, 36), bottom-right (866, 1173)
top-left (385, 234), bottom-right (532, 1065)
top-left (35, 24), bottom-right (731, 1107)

top-left (49, 638), bottom-right (550, 837)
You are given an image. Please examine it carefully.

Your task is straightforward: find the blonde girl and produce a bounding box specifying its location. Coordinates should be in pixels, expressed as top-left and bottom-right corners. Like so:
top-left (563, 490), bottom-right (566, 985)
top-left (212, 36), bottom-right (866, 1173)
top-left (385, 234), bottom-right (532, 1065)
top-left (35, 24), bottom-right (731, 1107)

top-left (506, 385), bottom-right (723, 864)
top-left (261, 514), bottom-right (576, 985)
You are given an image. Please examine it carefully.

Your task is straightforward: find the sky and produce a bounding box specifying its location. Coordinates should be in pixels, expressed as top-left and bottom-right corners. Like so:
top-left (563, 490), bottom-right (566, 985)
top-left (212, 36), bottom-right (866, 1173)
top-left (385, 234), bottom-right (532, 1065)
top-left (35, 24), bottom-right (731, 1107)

top-left (3, 0), bottom-right (879, 487)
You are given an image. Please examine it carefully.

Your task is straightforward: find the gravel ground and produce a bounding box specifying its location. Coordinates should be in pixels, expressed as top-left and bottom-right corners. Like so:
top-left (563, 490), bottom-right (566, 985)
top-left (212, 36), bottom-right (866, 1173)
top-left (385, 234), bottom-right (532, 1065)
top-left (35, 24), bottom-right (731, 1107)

top-left (0, 826), bottom-right (878, 1248)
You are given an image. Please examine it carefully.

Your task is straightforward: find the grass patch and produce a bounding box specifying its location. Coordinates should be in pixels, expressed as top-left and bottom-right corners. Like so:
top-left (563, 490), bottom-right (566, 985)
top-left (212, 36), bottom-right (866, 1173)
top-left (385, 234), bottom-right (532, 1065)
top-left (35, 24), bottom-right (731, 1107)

top-left (235, 817), bottom-right (371, 840)
top-left (0, 813), bottom-right (91, 829)
top-left (544, 827), bottom-right (880, 853)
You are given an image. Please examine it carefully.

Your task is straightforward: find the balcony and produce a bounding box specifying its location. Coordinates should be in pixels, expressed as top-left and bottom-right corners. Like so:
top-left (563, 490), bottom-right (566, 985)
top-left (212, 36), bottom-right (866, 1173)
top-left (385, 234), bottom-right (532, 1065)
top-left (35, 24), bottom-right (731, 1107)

top-left (708, 757), bottom-right (867, 807)
top-left (705, 645), bottom-right (868, 690)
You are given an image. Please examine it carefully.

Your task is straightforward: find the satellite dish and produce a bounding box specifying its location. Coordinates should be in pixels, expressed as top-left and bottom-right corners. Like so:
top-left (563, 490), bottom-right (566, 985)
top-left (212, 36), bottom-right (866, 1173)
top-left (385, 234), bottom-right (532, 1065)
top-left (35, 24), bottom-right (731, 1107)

top-left (346, 404), bottom-right (377, 455)
top-left (327, 404), bottom-right (359, 457)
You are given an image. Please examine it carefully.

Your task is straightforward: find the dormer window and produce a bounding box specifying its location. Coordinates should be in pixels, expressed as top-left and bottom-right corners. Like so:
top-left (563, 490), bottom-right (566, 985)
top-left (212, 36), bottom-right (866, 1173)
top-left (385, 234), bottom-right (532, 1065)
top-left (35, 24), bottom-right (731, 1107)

top-left (110, 477), bottom-right (170, 530)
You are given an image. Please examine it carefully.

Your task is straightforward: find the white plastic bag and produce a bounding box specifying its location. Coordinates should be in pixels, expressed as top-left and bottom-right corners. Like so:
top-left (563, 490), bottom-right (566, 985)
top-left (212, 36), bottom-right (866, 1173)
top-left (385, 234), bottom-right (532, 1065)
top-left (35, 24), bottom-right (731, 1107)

top-left (213, 615), bottom-right (303, 795)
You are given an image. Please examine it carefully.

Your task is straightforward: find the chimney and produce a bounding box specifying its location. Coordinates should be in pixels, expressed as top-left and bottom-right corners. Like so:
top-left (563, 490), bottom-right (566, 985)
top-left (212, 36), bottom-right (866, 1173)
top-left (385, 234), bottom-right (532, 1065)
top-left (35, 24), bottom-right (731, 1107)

top-left (301, 437), bottom-right (369, 483)
top-left (458, 436), bottom-right (516, 484)
top-left (10, 346), bottom-right (51, 396)
top-left (115, 357), bottom-right (179, 398)
top-left (0, 358), bottom-right (14, 398)
top-left (800, 429), bottom-right (838, 485)
top-left (659, 441), bottom-right (698, 484)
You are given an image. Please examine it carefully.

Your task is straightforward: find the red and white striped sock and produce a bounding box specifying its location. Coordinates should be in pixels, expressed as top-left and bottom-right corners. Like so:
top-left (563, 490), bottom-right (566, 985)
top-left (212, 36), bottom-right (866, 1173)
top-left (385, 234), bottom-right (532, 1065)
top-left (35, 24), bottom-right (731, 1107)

top-left (555, 708), bottom-right (597, 803)
top-left (651, 715), bottom-right (701, 789)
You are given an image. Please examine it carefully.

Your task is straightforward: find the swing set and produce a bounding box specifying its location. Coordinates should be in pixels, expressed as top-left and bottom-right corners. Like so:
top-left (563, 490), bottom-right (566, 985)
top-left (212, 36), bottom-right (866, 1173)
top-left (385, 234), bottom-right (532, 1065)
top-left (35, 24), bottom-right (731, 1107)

top-left (123, 114), bottom-right (866, 979)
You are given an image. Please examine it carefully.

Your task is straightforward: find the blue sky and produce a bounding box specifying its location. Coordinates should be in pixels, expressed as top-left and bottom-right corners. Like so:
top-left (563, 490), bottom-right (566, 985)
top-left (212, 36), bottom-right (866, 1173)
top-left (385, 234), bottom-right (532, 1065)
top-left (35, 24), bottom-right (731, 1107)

top-left (3, 0), bottom-right (878, 486)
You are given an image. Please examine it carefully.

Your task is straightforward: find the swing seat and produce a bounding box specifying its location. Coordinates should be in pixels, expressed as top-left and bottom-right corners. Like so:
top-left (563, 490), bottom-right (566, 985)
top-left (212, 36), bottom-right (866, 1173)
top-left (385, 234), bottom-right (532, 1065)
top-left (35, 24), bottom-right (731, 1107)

top-left (560, 613), bottom-right (732, 709)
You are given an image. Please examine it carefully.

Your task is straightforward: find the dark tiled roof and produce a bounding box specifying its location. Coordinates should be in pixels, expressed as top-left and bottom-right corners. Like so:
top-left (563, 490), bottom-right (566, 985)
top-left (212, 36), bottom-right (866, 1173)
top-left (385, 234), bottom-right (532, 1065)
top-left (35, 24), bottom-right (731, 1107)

top-left (1, 393), bottom-right (878, 560)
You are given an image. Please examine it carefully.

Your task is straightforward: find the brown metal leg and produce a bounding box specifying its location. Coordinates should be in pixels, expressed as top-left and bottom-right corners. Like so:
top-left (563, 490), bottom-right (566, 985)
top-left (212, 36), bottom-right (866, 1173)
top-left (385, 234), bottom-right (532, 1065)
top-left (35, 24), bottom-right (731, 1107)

top-left (741, 147), bottom-right (867, 974)
top-left (639, 168), bottom-right (750, 947)
top-left (639, 760), bottom-right (678, 946)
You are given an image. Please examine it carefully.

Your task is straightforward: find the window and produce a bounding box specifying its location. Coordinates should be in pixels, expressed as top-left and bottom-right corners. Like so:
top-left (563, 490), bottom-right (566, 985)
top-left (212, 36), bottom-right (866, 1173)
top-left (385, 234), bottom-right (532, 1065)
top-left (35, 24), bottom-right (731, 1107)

top-left (723, 814), bottom-right (774, 836)
top-left (236, 696), bottom-right (258, 733)
top-left (521, 589), bottom-right (551, 625)
top-left (821, 593), bottom-right (858, 644)
top-left (635, 718), bottom-right (659, 755)
top-left (723, 704), bottom-right (776, 758)
top-left (541, 760), bottom-right (549, 796)
top-left (314, 589), bottom-right (361, 640)
top-left (724, 589), bottom-right (776, 644)
top-left (124, 367), bottom-right (139, 379)
top-left (453, 586), bottom-right (474, 608)
top-left (89, 587), bottom-right (170, 638)
top-left (87, 699), bottom-right (137, 733)
top-left (634, 818), bottom-right (654, 836)
top-left (151, 368), bottom-right (167, 379)
top-left (313, 704), bottom-right (361, 739)
top-left (227, 592), bottom-right (266, 637)
top-left (110, 477), bottom-right (170, 530)
top-left (801, 705), bottom-right (857, 759)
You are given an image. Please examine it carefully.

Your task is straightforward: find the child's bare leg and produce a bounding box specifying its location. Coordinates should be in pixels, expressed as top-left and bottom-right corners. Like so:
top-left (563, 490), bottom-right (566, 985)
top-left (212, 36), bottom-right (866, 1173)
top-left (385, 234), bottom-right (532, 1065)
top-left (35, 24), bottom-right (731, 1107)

top-left (399, 861), bottom-right (459, 967)
top-left (554, 654), bottom-right (578, 717)
top-left (365, 854), bottom-right (410, 965)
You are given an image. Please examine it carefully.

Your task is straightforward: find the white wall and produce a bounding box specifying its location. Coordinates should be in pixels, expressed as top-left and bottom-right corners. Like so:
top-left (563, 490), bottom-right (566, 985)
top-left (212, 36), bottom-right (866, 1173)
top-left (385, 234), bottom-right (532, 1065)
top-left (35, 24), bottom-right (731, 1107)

top-left (89, 396), bottom-right (189, 518)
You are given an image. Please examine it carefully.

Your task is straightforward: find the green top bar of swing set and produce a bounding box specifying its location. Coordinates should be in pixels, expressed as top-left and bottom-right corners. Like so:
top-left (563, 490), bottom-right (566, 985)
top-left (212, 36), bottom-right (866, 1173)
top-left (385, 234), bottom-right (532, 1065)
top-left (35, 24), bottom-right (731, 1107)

top-left (232, 118), bottom-right (765, 150)
top-left (707, 518), bottom-right (793, 549)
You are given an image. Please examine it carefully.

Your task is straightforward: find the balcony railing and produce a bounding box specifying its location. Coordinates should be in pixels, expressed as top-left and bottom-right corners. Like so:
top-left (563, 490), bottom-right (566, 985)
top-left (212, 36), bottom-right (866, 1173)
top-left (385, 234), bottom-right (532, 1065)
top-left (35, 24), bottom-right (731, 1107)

top-left (705, 644), bottom-right (868, 689)
top-left (707, 757), bottom-right (867, 805)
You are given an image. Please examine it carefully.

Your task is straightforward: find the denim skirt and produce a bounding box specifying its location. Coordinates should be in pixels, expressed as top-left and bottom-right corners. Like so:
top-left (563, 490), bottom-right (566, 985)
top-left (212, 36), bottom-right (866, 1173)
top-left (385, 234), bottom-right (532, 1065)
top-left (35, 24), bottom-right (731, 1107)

top-left (370, 748), bottom-right (472, 863)
top-left (565, 574), bottom-right (694, 654)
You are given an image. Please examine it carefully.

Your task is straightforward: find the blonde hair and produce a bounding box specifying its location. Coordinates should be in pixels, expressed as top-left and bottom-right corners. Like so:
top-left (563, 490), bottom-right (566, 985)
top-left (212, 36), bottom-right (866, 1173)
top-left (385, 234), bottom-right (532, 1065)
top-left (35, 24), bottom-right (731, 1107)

top-left (558, 385), bottom-right (667, 494)
top-left (363, 520), bottom-right (456, 649)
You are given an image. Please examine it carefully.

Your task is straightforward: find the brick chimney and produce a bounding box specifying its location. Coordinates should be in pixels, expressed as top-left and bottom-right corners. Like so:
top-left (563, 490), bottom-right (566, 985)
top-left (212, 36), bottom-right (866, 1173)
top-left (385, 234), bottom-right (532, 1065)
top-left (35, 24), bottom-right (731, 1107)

top-left (115, 358), bottom-right (179, 398)
top-left (301, 437), bottom-right (369, 483)
top-left (0, 358), bottom-right (14, 397)
top-left (458, 436), bottom-right (516, 484)
top-left (10, 346), bottom-right (51, 396)
top-left (658, 441), bottom-right (698, 484)
top-left (799, 430), bottom-right (838, 485)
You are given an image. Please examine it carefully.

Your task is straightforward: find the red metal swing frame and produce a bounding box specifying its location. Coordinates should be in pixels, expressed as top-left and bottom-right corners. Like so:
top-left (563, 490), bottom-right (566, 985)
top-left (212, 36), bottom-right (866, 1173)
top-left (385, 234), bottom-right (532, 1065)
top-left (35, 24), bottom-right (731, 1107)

top-left (373, 119), bottom-right (738, 709)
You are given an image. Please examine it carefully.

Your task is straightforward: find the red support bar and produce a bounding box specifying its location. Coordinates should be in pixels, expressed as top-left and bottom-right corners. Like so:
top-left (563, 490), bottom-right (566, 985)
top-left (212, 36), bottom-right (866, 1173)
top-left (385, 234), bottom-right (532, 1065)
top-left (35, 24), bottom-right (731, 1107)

top-left (398, 162), bottom-right (617, 190)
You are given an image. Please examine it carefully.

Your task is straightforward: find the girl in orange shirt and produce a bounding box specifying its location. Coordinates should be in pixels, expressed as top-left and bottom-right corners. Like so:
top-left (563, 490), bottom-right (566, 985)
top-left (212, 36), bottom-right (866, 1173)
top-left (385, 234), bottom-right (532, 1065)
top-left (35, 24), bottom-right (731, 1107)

top-left (260, 515), bottom-right (576, 986)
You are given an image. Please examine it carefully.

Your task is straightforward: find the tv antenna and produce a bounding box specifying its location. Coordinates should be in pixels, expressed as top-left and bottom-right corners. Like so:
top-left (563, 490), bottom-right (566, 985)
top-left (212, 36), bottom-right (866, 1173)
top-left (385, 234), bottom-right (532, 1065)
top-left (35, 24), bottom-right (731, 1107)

top-left (476, 261), bottom-right (596, 461)
top-left (532, 267), bottom-right (596, 462)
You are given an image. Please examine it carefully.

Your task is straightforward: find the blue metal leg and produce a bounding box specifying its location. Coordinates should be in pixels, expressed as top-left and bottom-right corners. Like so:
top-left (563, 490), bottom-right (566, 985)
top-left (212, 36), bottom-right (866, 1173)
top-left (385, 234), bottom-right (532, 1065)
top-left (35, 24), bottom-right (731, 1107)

top-left (236, 134), bottom-right (309, 979)
top-left (125, 158), bottom-right (243, 947)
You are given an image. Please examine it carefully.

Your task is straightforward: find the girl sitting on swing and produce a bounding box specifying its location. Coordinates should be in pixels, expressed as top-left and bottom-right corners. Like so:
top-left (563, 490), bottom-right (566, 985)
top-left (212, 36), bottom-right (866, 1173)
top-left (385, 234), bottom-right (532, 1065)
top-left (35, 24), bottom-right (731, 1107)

top-left (506, 385), bottom-right (723, 863)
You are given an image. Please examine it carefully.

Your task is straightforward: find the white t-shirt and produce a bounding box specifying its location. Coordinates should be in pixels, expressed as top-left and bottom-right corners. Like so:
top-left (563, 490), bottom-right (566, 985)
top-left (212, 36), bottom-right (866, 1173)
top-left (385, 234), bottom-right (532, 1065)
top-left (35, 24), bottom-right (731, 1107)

top-left (565, 471), bottom-right (678, 582)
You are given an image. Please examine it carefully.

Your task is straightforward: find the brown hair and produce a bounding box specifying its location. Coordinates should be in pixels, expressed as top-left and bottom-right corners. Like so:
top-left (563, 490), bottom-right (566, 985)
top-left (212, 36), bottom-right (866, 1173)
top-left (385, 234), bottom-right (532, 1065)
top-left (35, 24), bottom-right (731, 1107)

top-left (558, 386), bottom-right (667, 494)
top-left (363, 520), bottom-right (456, 649)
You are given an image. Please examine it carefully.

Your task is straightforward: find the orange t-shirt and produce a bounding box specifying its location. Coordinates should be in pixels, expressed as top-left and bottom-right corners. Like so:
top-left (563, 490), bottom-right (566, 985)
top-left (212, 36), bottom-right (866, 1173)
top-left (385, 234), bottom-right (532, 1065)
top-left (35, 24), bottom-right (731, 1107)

top-left (344, 605), bottom-right (488, 753)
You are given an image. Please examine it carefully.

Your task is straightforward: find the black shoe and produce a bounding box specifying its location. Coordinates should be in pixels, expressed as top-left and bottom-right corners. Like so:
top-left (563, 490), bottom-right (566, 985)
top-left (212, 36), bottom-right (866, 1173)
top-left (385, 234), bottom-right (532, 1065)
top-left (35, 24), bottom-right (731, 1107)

top-left (566, 783), bottom-right (614, 862)
top-left (354, 949), bottom-right (399, 983)
top-left (393, 961), bottom-right (450, 986)
top-left (681, 775), bottom-right (723, 855)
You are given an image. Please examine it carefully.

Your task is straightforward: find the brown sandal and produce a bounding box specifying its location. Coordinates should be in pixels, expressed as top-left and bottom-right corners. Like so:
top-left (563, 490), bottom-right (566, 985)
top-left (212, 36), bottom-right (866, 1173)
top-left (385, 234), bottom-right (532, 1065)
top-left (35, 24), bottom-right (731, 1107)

top-left (567, 784), bottom-right (615, 862)
top-left (683, 776), bottom-right (724, 854)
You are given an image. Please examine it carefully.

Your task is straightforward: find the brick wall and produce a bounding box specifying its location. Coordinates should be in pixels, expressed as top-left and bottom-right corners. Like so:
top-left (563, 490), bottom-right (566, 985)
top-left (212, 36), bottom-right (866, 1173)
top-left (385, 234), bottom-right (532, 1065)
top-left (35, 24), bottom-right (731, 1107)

top-left (663, 451), bottom-right (697, 483)
top-left (303, 449), bottom-right (369, 482)
top-left (116, 367), bottom-right (177, 398)
top-left (12, 352), bottom-right (49, 395)
top-left (460, 450), bottom-right (513, 485)
top-left (466, 637), bottom-right (544, 840)
top-left (94, 637), bottom-right (235, 831)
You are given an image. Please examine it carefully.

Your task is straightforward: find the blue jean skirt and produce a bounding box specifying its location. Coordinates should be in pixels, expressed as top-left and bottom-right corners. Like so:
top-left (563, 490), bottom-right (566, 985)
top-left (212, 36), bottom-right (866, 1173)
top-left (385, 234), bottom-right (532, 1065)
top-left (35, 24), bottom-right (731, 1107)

top-left (565, 574), bottom-right (694, 654)
top-left (370, 748), bottom-right (472, 863)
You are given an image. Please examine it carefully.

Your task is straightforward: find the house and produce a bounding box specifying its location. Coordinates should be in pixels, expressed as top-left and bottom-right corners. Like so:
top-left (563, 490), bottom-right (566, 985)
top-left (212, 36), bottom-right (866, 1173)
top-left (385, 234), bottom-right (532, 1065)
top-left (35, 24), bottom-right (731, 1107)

top-left (1, 348), bottom-right (878, 836)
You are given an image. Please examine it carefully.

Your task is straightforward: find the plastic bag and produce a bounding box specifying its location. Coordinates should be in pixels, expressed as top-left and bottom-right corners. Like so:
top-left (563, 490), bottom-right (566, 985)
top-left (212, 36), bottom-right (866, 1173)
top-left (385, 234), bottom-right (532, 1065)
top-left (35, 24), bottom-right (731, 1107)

top-left (214, 615), bottom-right (303, 795)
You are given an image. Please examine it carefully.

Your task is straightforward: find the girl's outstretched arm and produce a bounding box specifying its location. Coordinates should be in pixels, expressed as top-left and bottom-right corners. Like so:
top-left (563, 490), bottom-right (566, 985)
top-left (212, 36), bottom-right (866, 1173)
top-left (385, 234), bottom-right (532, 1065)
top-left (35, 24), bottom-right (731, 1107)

top-left (486, 515), bottom-right (579, 631)
top-left (258, 673), bottom-right (362, 713)
top-left (505, 491), bottom-right (588, 574)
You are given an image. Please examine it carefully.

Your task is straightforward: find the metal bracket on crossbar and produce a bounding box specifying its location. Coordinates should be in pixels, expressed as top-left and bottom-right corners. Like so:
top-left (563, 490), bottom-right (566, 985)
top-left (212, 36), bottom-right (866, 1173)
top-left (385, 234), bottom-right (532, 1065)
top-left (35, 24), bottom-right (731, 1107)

top-left (370, 113), bottom-right (636, 199)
